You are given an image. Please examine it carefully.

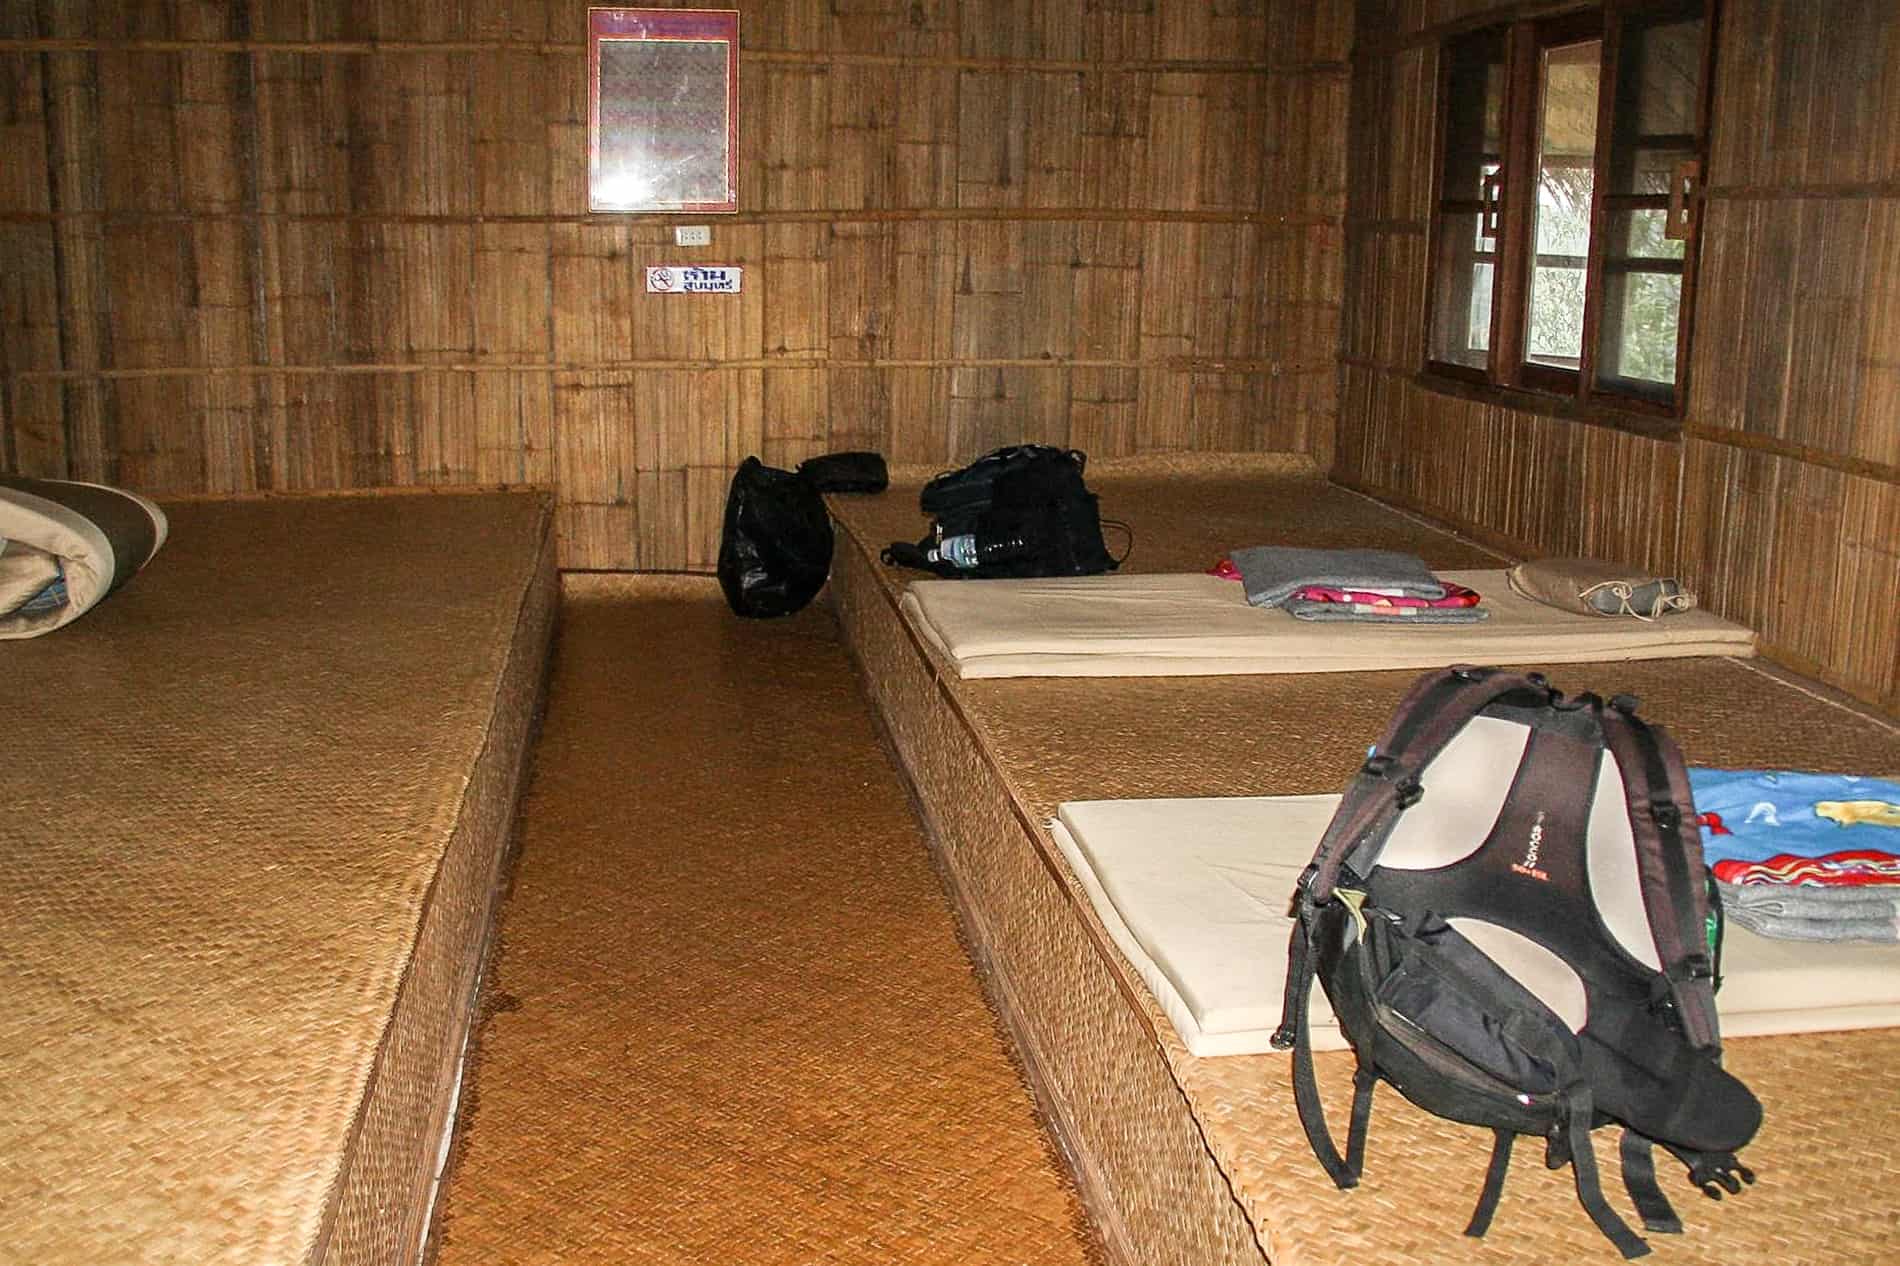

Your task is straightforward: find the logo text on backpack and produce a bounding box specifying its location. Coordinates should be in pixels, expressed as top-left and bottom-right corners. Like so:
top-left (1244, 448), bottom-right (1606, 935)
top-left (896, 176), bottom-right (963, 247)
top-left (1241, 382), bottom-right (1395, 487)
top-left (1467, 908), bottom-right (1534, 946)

top-left (1511, 811), bottom-right (1550, 881)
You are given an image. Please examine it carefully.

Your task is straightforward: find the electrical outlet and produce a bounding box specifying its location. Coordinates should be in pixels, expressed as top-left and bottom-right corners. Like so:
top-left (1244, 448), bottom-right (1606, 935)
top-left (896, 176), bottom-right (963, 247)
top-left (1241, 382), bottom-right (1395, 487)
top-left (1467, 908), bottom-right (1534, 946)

top-left (674, 225), bottom-right (712, 247)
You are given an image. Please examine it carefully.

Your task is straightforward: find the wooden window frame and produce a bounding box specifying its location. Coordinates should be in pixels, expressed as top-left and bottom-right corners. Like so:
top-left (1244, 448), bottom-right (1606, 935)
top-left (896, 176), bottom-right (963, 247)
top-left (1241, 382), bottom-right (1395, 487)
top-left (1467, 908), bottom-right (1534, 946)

top-left (1422, 0), bottom-right (1718, 430)
top-left (1422, 27), bottom-right (1505, 390)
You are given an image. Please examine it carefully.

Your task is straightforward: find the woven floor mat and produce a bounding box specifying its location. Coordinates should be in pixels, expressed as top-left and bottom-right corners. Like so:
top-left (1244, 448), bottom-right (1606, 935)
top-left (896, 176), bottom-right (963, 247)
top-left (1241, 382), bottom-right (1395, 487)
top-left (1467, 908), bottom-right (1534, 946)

top-left (427, 575), bottom-right (1100, 1266)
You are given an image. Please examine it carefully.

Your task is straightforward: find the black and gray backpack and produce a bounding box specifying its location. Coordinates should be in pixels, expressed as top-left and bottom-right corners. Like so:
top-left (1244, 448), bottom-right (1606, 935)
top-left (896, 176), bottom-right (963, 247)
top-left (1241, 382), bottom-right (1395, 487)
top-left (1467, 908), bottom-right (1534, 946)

top-left (881, 445), bottom-right (1122, 579)
top-left (1274, 665), bottom-right (1760, 1259)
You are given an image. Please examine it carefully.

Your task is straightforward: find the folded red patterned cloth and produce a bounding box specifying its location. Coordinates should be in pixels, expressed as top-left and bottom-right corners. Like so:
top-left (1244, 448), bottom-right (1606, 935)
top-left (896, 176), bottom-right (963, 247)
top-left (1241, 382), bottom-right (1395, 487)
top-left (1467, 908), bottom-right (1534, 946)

top-left (1289, 581), bottom-right (1482, 610)
top-left (1712, 849), bottom-right (1900, 887)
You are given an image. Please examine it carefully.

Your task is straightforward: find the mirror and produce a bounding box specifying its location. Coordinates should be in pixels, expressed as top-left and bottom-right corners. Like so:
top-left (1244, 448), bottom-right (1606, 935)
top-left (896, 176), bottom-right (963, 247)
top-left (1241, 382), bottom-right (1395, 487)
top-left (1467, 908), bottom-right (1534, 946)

top-left (588, 8), bottom-right (739, 213)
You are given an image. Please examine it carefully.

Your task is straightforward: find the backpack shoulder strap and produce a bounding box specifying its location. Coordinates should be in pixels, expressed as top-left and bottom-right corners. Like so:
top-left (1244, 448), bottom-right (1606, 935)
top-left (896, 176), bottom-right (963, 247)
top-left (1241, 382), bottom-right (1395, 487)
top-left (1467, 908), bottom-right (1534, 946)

top-left (1596, 699), bottom-right (1721, 1050)
top-left (1272, 911), bottom-right (1375, 1189)
top-left (1277, 664), bottom-right (1558, 1105)
top-left (1304, 665), bottom-right (1554, 904)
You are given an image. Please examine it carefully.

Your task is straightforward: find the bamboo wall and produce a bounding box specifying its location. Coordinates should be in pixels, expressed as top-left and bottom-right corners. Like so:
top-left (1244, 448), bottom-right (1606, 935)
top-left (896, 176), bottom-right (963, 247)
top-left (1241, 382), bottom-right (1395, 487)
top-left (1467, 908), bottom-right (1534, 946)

top-left (1337, 0), bottom-right (1900, 716)
top-left (0, 1), bottom-right (1351, 569)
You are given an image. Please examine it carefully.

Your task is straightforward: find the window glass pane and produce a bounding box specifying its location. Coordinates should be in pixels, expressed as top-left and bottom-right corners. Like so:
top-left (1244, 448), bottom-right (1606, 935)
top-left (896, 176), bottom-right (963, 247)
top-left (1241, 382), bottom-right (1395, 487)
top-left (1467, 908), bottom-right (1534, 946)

top-left (1598, 214), bottom-right (1684, 392)
top-left (1433, 211), bottom-right (1496, 369)
top-left (1596, 7), bottom-right (1705, 397)
top-left (1607, 14), bottom-right (1703, 195)
top-left (1599, 271), bottom-right (1681, 388)
top-left (1440, 36), bottom-right (1505, 198)
top-left (1430, 32), bottom-right (1505, 369)
top-left (1615, 208), bottom-right (1684, 261)
top-left (1528, 262), bottom-right (1588, 365)
top-left (1525, 38), bottom-right (1600, 371)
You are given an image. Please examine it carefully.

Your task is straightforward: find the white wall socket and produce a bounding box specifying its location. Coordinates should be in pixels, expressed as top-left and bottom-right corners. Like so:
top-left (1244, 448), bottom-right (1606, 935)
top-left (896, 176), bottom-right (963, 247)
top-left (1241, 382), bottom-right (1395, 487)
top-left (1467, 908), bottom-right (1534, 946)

top-left (674, 225), bottom-right (712, 247)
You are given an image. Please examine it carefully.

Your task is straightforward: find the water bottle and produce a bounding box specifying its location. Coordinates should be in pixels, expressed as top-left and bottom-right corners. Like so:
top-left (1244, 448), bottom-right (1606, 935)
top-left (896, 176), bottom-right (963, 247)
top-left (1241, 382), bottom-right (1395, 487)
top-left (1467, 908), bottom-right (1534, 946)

top-left (929, 533), bottom-right (981, 568)
top-left (928, 531), bottom-right (1036, 570)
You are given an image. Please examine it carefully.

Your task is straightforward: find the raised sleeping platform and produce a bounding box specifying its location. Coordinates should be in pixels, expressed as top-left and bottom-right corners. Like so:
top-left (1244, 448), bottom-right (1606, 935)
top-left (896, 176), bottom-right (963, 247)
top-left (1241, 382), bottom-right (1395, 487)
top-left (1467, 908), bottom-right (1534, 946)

top-left (0, 491), bottom-right (557, 1265)
top-left (827, 453), bottom-right (1900, 1266)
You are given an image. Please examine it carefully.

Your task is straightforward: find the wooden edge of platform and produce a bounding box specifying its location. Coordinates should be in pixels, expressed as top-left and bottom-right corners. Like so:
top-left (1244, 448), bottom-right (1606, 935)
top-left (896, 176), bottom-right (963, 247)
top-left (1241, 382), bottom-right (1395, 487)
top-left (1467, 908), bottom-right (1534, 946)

top-left (822, 532), bottom-right (1265, 1266)
top-left (320, 502), bottom-right (562, 1266)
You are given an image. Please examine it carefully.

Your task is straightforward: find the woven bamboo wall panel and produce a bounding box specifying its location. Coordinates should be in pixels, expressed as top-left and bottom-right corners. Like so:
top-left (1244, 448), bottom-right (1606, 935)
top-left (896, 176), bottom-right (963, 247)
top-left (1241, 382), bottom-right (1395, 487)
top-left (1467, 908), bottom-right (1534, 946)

top-left (1335, 364), bottom-right (1681, 574)
top-left (1341, 229), bottom-right (1425, 368)
top-left (0, 54), bottom-right (47, 213)
top-left (1707, 0), bottom-right (1900, 189)
top-left (0, 207), bottom-right (1345, 399)
top-left (0, 223), bottom-right (57, 367)
top-left (1861, 199), bottom-right (1900, 467)
top-left (1354, 0), bottom-right (1497, 42)
top-left (0, 2), bottom-right (1353, 570)
top-left (1693, 195), bottom-right (1900, 470)
top-left (1344, 46), bottom-right (1434, 229)
top-left (1680, 440), bottom-right (1900, 714)
top-left (953, 1), bottom-right (1284, 63)
top-left (1337, 0), bottom-right (1900, 713)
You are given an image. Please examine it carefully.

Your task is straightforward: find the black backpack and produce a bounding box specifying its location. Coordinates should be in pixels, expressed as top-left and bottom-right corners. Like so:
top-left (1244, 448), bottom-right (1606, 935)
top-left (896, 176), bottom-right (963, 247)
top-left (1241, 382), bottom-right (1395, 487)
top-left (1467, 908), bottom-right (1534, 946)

top-left (883, 445), bottom-right (1121, 579)
top-left (1274, 666), bottom-right (1759, 1259)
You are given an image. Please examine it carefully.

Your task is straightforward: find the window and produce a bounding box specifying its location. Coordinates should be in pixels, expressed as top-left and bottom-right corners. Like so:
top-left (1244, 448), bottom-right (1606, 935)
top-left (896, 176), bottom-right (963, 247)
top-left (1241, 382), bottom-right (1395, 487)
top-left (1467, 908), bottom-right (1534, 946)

top-left (1426, 1), bottom-right (1714, 418)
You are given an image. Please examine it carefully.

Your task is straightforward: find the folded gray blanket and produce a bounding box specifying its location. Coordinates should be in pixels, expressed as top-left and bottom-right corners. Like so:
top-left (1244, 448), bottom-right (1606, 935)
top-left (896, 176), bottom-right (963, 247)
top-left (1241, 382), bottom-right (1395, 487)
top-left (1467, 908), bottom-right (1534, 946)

top-left (1230, 546), bottom-right (1444, 609)
top-left (1717, 881), bottom-right (1900, 943)
top-left (1284, 600), bottom-right (1489, 625)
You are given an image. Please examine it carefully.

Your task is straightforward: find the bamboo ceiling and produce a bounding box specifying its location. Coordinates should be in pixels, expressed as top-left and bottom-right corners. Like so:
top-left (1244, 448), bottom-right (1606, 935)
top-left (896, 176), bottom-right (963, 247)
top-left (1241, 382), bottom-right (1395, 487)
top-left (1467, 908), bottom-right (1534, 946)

top-left (0, 0), bottom-right (1352, 570)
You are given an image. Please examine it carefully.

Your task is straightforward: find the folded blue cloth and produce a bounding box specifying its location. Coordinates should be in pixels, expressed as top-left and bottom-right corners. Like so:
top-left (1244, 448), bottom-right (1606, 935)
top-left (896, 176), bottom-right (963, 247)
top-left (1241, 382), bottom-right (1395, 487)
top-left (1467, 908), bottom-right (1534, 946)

top-left (1689, 769), bottom-right (1900, 867)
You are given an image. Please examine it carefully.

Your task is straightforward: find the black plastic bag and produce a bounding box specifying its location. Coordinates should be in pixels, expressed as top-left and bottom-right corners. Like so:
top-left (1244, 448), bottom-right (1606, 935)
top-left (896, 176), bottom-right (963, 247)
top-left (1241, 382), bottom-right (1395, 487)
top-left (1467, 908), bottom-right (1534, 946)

top-left (717, 457), bottom-right (833, 618)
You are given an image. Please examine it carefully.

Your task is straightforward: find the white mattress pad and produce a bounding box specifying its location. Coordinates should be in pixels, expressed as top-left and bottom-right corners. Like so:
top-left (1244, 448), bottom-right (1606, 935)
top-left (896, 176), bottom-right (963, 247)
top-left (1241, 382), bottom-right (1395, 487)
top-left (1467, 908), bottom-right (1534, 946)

top-left (1052, 792), bottom-right (1900, 1058)
top-left (904, 569), bottom-right (1757, 678)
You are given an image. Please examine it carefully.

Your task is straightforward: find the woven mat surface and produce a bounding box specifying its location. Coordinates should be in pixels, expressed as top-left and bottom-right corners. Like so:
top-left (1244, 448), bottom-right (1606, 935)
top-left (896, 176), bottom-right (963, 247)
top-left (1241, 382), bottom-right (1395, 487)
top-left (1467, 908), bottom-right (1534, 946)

top-left (427, 575), bottom-right (1099, 1266)
top-left (0, 491), bottom-right (553, 1265)
top-left (829, 467), bottom-right (1900, 1264)
top-left (835, 452), bottom-right (1506, 604)
top-left (963, 664), bottom-right (1900, 1266)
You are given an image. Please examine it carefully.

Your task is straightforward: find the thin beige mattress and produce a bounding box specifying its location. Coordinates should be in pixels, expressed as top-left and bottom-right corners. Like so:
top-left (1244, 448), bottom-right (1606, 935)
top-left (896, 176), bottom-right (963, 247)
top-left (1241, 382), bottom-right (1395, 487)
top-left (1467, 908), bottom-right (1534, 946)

top-left (827, 455), bottom-right (1900, 1266)
top-left (0, 491), bottom-right (557, 1266)
top-left (1050, 791), bottom-right (1900, 1058)
top-left (901, 569), bottom-right (1755, 678)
